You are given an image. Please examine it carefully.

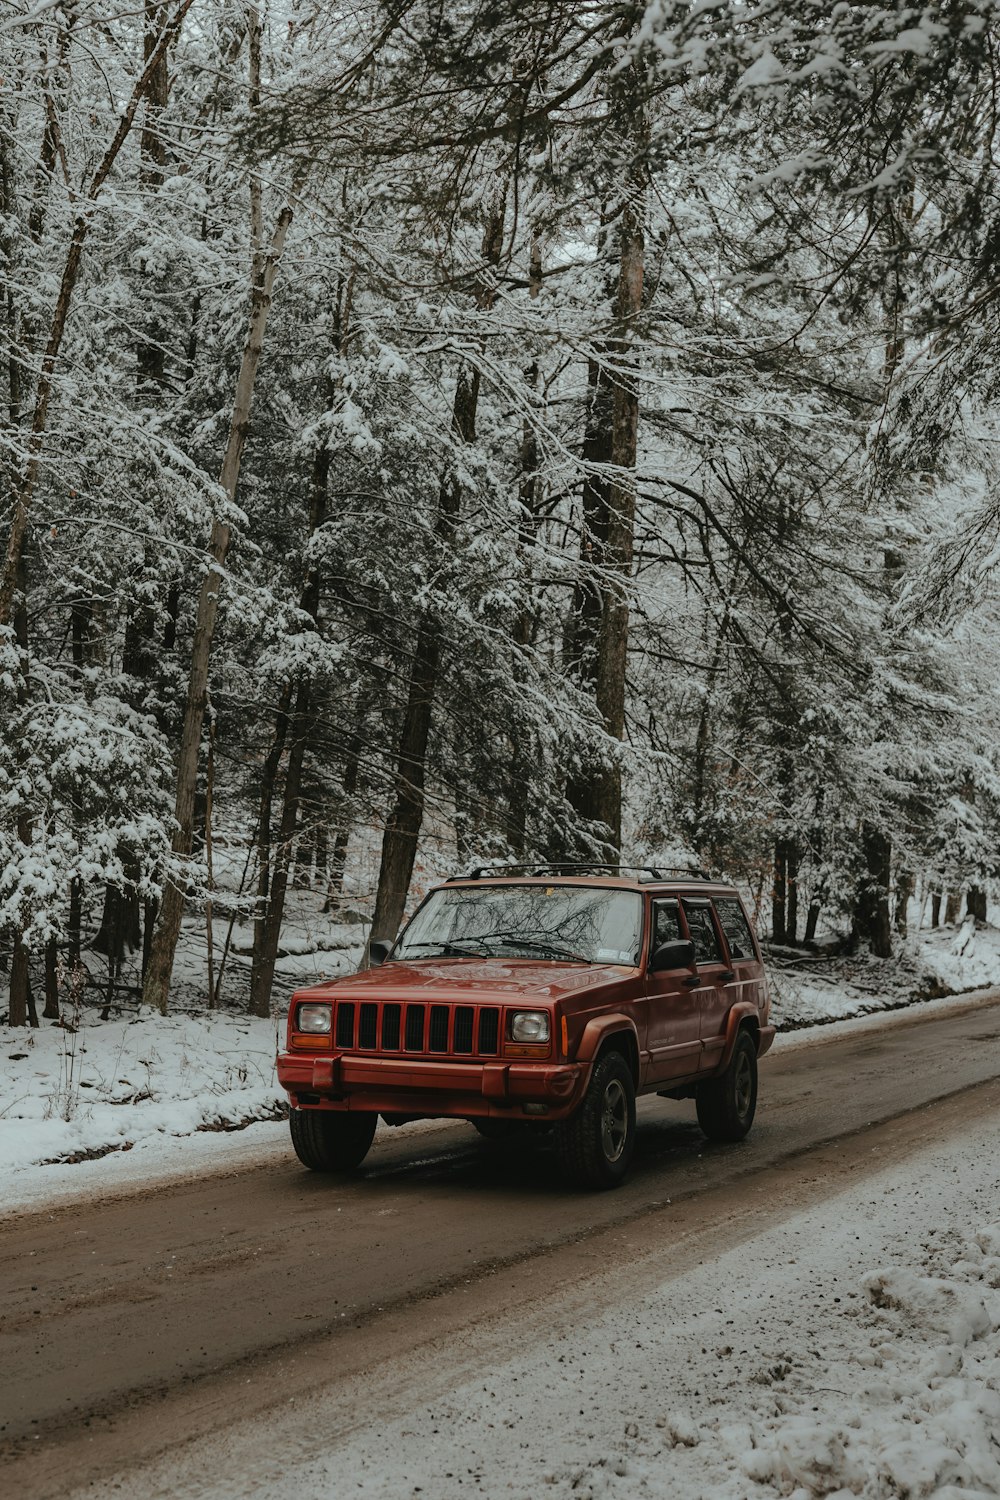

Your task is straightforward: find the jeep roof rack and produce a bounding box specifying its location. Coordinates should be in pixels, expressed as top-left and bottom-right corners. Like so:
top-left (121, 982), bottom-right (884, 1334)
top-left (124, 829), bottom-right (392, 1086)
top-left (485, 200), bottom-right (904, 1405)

top-left (462, 862), bottom-right (714, 883)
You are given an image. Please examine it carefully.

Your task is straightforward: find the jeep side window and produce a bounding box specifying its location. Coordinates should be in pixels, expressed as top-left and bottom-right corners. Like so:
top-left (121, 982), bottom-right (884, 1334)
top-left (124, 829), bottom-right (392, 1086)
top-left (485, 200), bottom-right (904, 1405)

top-left (651, 899), bottom-right (683, 952)
top-left (714, 897), bottom-right (758, 961)
top-left (682, 902), bottom-right (724, 966)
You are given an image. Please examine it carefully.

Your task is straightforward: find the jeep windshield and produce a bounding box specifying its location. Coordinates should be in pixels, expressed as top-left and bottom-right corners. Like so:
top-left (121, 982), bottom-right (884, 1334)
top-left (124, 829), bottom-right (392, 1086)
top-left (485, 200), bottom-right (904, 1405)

top-left (393, 883), bottom-right (644, 966)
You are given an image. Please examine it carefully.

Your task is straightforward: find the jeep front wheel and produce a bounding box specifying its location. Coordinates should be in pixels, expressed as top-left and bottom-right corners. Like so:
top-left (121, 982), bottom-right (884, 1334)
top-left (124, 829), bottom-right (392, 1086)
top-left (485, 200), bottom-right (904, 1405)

top-left (696, 1030), bottom-right (758, 1142)
top-left (556, 1050), bottom-right (636, 1190)
top-left (289, 1107), bottom-right (378, 1172)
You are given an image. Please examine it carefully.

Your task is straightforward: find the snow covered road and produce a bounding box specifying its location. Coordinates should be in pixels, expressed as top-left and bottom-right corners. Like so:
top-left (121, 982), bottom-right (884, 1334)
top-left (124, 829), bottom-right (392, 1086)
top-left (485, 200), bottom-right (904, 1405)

top-left (4, 991), bottom-right (1000, 1499)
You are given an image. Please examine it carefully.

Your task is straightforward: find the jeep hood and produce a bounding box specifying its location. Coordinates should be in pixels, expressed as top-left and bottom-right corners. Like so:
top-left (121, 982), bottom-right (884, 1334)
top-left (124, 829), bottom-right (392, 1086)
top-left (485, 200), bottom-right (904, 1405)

top-left (297, 958), bottom-right (636, 1006)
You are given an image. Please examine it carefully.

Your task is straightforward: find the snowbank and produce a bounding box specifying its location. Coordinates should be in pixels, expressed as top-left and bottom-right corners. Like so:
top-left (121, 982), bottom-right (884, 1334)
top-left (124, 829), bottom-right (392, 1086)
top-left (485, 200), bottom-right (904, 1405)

top-left (768, 919), bottom-right (1000, 1030)
top-left (0, 1007), bottom-right (284, 1177)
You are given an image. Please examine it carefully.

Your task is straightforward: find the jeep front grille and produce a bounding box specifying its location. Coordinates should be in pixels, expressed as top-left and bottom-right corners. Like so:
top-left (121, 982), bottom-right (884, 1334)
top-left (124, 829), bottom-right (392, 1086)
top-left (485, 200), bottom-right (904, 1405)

top-left (330, 999), bottom-right (501, 1058)
top-left (336, 1002), bottom-right (355, 1049)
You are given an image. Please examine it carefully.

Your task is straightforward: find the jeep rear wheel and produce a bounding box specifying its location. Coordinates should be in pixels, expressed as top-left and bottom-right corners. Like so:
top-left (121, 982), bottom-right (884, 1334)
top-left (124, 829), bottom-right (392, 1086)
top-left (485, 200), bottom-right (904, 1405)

top-left (289, 1107), bottom-right (377, 1172)
top-left (696, 1030), bottom-right (758, 1142)
top-left (556, 1050), bottom-right (636, 1190)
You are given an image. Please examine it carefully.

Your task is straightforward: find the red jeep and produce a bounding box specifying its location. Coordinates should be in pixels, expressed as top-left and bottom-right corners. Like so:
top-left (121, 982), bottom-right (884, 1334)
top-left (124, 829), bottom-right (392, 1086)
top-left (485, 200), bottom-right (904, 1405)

top-left (276, 866), bottom-right (774, 1189)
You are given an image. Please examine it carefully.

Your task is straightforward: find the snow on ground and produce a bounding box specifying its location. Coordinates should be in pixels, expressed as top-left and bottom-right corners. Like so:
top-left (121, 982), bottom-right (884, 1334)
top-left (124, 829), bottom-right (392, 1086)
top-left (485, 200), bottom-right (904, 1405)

top-left (767, 918), bottom-right (1000, 1029)
top-left (390, 1128), bottom-right (1000, 1500)
top-left (0, 1006), bottom-right (285, 1173)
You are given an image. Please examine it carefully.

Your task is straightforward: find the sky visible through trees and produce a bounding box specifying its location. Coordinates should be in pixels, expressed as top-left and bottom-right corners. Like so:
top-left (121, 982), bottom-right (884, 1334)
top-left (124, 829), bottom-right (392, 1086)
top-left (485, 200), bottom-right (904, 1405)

top-left (3, 0), bottom-right (1000, 1023)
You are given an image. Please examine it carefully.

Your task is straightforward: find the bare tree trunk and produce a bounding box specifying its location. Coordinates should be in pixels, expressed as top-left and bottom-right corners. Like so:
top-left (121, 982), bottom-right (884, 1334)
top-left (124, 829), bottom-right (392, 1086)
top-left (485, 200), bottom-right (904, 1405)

top-left (247, 330), bottom-right (338, 1015)
top-left (204, 706), bottom-right (216, 1007)
top-left (250, 683), bottom-right (293, 999)
top-left (967, 885), bottom-right (987, 923)
top-left (43, 938), bottom-right (59, 1020)
top-left (507, 227), bottom-right (543, 857)
top-left (895, 869), bottom-right (914, 936)
top-left (944, 889), bottom-right (960, 925)
top-left (8, 559), bottom-right (34, 1025)
top-left (369, 371), bottom-right (479, 947)
top-left (563, 348), bottom-right (613, 849)
top-left (771, 841), bottom-right (787, 946)
top-left (785, 842), bottom-right (799, 945)
top-left (68, 879), bottom-right (82, 971)
top-left (369, 198), bottom-right (506, 946)
top-left (137, 0), bottom-right (171, 390)
top-left (250, 683), bottom-right (311, 1016)
top-left (804, 897), bottom-right (822, 944)
top-left (9, 944), bottom-right (32, 1028)
top-left (566, 46), bottom-right (645, 858)
top-left (324, 723), bottom-right (363, 912)
top-left (248, 420), bottom-right (330, 1016)
top-left (854, 823), bottom-right (893, 958)
top-left (930, 890), bottom-right (941, 928)
top-left (141, 185), bottom-right (297, 1014)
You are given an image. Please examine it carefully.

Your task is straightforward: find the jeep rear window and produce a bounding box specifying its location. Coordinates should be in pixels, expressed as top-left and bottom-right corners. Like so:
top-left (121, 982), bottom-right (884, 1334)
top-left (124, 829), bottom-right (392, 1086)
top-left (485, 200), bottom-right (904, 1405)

top-left (714, 898), bottom-right (758, 961)
top-left (682, 902), bottom-right (724, 965)
top-left (394, 884), bottom-right (644, 966)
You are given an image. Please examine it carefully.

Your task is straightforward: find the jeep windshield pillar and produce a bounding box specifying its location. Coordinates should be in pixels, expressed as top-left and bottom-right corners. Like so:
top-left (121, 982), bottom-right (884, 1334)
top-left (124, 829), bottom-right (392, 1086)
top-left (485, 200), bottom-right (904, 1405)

top-left (276, 867), bottom-right (775, 1189)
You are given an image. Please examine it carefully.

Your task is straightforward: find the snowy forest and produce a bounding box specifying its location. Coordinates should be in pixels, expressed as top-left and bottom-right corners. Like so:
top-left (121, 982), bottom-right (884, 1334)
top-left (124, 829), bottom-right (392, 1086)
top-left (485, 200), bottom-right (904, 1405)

top-left (3, 0), bottom-right (1000, 1028)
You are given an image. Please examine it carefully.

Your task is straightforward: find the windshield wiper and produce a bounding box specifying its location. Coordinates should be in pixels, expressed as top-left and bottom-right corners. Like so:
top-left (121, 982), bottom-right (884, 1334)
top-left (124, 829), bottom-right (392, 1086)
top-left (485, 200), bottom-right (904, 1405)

top-left (467, 933), bottom-right (590, 964)
top-left (398, 940), bottom-right (489, 959)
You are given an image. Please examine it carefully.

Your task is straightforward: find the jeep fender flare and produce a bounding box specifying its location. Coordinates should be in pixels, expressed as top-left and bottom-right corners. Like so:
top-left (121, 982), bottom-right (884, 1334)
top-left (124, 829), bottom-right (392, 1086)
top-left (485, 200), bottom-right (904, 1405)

top-left (718, 1003), bottom-right (761, 1071)
top-left (575, 1015), bottom-right (640, 1088)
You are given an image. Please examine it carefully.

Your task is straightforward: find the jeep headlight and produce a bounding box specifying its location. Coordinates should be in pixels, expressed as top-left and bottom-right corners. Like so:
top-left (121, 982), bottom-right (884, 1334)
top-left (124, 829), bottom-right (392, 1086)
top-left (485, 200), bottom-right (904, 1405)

top-left (296, 1003), bottom-right (332, 1034)
top-left (510, 1010), bottom-right (550, 1043)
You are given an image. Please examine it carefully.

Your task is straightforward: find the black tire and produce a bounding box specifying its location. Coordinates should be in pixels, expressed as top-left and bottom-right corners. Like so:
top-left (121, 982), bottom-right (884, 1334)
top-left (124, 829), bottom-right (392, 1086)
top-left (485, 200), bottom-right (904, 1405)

top-left (696, 1029), bottom-right (758, 1142)
top-left (555, 1049), bottom-right (636, 1190)
top-left (289, 1107), bottom-right (378, 1172)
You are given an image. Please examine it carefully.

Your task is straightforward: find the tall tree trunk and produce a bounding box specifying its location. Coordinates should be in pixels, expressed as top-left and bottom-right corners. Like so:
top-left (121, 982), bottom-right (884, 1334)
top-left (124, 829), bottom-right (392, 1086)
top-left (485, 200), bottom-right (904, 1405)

top-left (785, 842), bottom-right (799, 945)
top-left (563, 348), bottom-right (613, 847)
top-left (566, 46), bottom-right (645, 858)
top-left (248, 401), bottom-right (331, 1017)
top-left (369, 370), bottom-right (479, 947)
top-left (895, 869), bottom-right (914, 936)
top-left (204, 706), bottom-right (216, 1007)
top-left (803, 896), bottom-right (822, 945)
top-left (944, 889), bottom-right (960, 925)
top-left (67, 879), bottom-right (82, 971)
top-left (8, 557), bottom-right (34, 1025)
top-left (324, 723), bottom-right (363, 912)
top-left (137, 0), bottom-right (171, 390)
top-left (930, 890), bottom-right (941, 929)
top-left (854, 823), bottom-right (893, 958)
top-left (771, 841), bottom-right (787, 946)
top-left (369, 198), bottom-right (506, 946)
top-left (141, 184), bottom-right (297, 1014)
top-left (967, 885), bottom-right (987, 923)
top-left (508, 226), bottom-right (544, 857)
top-left (250, 683), bottom-right (292, 1002)
top-left (43, 938), bottom-right (59, 1021)
top-left (249, 683), bottom-right (312, 1016)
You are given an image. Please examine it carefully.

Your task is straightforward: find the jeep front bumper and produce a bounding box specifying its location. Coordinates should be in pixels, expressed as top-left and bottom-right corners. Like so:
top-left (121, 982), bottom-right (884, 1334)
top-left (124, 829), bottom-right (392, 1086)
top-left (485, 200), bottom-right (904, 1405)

top-left (276, 1051), bottom-right (584, 1119)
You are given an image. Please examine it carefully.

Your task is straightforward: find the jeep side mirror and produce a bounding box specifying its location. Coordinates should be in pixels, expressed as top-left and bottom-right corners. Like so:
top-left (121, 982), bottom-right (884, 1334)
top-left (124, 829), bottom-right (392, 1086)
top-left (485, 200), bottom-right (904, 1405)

top-left (368, 938), bottom-right (393, 967)
top-left (650, 938), bottom-right (695, 972)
